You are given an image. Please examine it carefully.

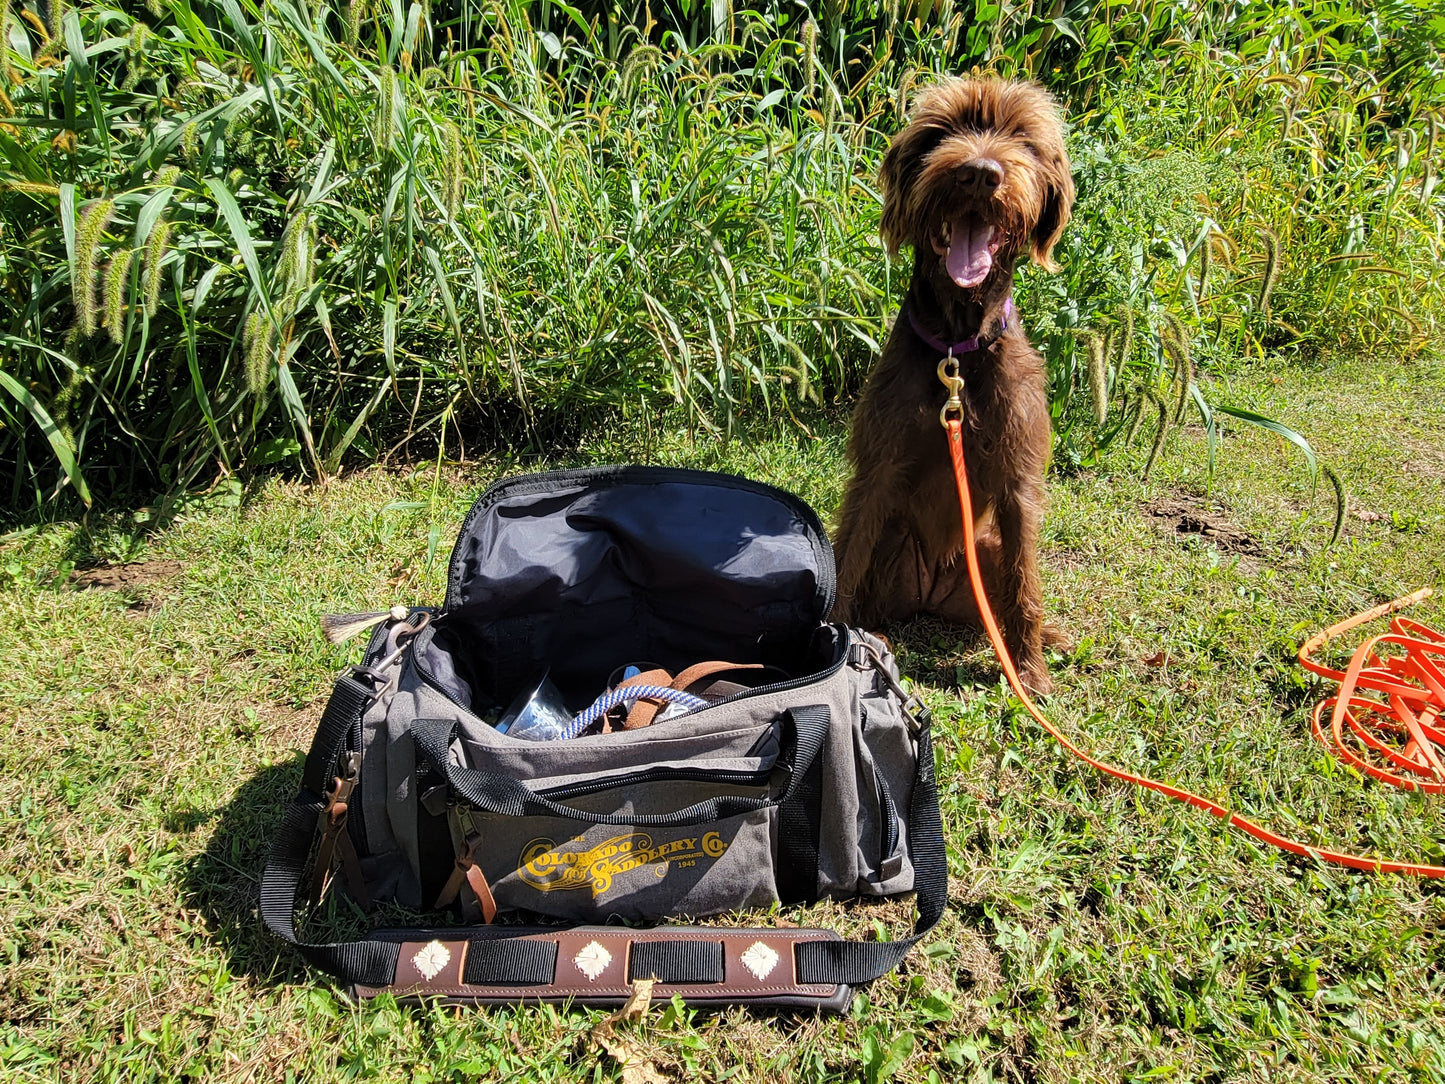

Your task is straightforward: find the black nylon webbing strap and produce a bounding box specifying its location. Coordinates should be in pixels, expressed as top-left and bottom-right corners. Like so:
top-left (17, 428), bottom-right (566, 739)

top-left (794, 725), bottom-right (945, 986)
top-left (463, 938), bottom-right (557, 986)
top-left (301, 673), bottom-right (373, 799)
top-left (776, 705), bottom-right (826, 904)
top-left (410, 706), bottom-right (830, 828)
top-left (260, 673), bottom-right (400, 988)
top-left (629, 939), bottom-right (725, 984)
top-left (259, 797), bottom-right (402, 986)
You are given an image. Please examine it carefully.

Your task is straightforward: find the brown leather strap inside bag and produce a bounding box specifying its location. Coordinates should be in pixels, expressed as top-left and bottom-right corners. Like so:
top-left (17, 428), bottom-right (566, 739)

top-left (621, 661), bottom-right (765, 729)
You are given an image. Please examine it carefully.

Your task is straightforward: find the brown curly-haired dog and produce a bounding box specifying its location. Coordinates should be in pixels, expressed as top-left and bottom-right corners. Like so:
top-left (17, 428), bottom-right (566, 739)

top-left (832, 77), bottom-right (1074, 694)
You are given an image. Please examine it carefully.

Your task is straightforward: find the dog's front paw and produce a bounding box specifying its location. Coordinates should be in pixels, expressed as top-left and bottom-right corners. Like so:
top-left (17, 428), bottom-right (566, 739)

top-left (1041, 623), bottom-right (1073, 653)
top-left (1019, 661), bottom-right (1053, 697)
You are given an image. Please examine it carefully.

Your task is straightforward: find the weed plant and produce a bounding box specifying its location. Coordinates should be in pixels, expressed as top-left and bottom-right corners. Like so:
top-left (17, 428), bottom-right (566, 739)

top-left (0, 0), bottom-right (1441, 516)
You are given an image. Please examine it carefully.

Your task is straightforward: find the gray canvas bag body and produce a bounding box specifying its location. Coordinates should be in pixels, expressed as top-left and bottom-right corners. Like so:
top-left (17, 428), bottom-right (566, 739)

top-left (262, 466), bottom-right (945, 1010)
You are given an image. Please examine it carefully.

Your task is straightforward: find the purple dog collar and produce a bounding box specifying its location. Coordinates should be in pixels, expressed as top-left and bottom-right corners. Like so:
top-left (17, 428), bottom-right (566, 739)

top-left (906, 297), bottom-right (1013, 356)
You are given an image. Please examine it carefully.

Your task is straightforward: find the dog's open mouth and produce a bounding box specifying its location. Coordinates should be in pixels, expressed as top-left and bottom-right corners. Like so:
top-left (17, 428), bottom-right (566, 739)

top-left (931, 219), bottom-right (1000, 289)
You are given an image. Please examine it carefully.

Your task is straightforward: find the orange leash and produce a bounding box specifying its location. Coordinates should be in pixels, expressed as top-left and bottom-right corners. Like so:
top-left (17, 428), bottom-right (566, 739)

top-left (938, 361), bottom-right (1445, 876)
top-left (1299, 593), bottom-right (1445, 794)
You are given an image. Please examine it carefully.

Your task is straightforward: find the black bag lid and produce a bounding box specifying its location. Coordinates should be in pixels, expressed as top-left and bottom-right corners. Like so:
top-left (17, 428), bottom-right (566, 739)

top-left (445, 466), bottom-right (835, 627)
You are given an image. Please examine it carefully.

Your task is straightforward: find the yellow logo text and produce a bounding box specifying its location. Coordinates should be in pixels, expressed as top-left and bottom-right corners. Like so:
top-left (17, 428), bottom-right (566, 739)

top-left (518, 831), bottom-right (729, 896)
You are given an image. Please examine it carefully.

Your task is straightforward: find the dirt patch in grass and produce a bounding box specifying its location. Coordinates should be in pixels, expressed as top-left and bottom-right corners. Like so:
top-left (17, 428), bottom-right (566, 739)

top-left (1142, 494), bottom-right (1261, 555)
top-left (1403, 451), bottom-right (1444, 479)
top-left (71, 559), bottom-right (184, 590)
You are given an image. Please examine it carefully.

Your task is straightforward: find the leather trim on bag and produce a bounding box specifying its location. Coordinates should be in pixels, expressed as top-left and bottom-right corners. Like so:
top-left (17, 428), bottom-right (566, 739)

top-left (353, 926), bottom-right (845, 1007)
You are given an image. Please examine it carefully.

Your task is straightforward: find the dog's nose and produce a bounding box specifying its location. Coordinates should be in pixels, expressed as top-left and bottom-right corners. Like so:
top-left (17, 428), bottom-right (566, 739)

top-left (958, 159), bottom-right (1004, 197)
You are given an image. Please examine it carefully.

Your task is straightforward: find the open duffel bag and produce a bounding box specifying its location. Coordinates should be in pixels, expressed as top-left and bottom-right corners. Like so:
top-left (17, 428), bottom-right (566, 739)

top-left (262, 466), bottom-right (945, 1011)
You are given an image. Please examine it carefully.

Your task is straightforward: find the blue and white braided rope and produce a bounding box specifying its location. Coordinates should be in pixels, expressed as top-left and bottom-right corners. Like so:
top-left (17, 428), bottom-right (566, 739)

top-left (560, 685), bottom-right (709, 740)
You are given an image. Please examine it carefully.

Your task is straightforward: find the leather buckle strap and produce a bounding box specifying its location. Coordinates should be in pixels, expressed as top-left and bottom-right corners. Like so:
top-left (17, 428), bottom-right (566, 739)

top-left (308, 753), bottom-right (370, 909)
top-left (433, 832), bottom-right (499, 923)
top-left (353, 926), bottom-right (851, 1011)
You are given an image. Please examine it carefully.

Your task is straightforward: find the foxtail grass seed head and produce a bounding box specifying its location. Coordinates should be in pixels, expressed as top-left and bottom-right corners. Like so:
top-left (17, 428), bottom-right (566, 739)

top-left (154, 164), bottom-right (181, 189)
top-left (277, 210), bottom-right (313, 301)
top-left (2, 179), bottom-right (60, 195)
top-left (142, 217), bottom-right (174, 317)
top-left (0, 0), bottom-right (13, 90)
top-left (1198, 232), bottom-right (1212, 300)
top-left (620, 44), bottom-right (661, 100)
top-left (1257, 227), bottom-right (1280, 318)
top-left (74, 198), bottom-right (115, 337)
top-left (1160, 311), bottom-right (1194, 422)
top-left (802, 19), bottom-right (817, 98)
top-left (180, 121), bottom-right (199, 166)
top-left (441, 122), bottom-right (465, 219)
top-left (103, 248), bottom-right (134, 344)
top-left (19, 6), bottom-right (47, 44)
top-left (1143, 392), bottom-right (1170, 480)
top-left (1086, 333), bottom-right (1108, 425)
top-left (51, 362), bottom-right (84, 446)
top-left (896, 67), bottom-right (917, 121)
top-left (375, 64), bottom-right (396, 148)
top-left (123, 21), bottom-right (149, 89)
top-left (51, 129), bottom-right (78, 154)
top-left (244, 310), bottom-right (275, 396)
top-left (1125, 392), bottom-right (1146, 445)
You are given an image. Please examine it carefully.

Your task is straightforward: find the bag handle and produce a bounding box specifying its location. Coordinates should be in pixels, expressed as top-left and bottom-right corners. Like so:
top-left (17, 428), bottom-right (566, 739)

top-left (408, 705), bottom-right (827, 827)
top-left (262, 684), bottom-right (946, 1005)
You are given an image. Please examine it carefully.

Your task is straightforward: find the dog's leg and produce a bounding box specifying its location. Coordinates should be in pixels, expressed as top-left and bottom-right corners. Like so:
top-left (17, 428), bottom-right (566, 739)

top-left (991, 487), bottom-right (1050, 694)
top-left (832, 458), bottom-right (912, 623)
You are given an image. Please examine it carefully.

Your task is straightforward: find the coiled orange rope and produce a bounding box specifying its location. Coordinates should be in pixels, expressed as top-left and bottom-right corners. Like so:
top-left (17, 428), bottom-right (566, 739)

top-left (942, 408), bottom-right (1445, 877)
top-left (1300, 592), bottom-right (1445, 794)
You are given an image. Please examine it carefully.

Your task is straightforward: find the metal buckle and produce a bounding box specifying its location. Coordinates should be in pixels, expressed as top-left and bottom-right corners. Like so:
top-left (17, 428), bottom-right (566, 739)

top-left (852, 639), bottom-right (928, 736)
top-left (346, 611), bottom-right (431, 700)
top-left (937, 353), bottom-right (964, 428)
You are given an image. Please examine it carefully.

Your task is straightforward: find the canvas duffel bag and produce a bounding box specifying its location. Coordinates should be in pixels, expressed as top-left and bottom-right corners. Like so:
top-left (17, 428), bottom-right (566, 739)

top-left (261, 466), bottom-right (945, 1010)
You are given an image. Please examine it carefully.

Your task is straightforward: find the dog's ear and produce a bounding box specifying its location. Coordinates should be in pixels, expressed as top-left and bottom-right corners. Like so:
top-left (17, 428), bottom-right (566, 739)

top-left (879, 88), bottom-right (951, 255)
top-left (879, 125), bottom-right (930, 255)
top-left (1030, 148), bottom-right (1074, 272)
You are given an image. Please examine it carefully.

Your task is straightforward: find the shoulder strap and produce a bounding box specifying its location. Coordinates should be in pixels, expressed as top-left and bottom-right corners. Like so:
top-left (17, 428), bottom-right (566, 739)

top-left (259, 672), bottom-right (400, 986)
top-left (261, 686), bottom-right (945, 1005)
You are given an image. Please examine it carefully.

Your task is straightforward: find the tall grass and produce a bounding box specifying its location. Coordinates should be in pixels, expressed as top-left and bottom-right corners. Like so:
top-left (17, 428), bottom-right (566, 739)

top-left (0, 0), bottom-right (1441, 516)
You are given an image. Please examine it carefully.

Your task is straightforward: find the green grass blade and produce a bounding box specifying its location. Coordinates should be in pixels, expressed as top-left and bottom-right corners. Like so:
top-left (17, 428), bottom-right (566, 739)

top-left (324, 374), bottom-right (393, 475)
top-left (62, 10), bottom-right (111, 163)
top-left (273, 352), bottom-right (322, 476)
top-left (204, 177), bottom-right (273, 319)
top-left (1213, 403), bottom-right (1318, 483)
top-left (0, 368), bottom-right (92, 507)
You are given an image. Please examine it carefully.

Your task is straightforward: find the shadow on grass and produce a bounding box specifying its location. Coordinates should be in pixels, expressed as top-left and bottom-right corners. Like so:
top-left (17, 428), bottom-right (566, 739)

top-left (181, 755), bottom-right (308, 983)
top-left (882, 616), bottom-right (1001, 690)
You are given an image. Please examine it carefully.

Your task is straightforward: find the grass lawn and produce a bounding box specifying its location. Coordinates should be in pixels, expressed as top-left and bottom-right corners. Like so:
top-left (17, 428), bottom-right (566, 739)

top-left (1, 349), bottom-right (1443, 1083)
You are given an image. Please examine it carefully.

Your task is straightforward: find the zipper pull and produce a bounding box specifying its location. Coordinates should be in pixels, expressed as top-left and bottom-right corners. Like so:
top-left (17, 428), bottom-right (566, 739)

top-left (321, 604), bottom-right (411, 645)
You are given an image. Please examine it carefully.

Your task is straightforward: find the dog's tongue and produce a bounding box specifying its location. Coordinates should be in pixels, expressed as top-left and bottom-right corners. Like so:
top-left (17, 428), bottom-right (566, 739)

top-left (947, 221), bottom-right (995, 288)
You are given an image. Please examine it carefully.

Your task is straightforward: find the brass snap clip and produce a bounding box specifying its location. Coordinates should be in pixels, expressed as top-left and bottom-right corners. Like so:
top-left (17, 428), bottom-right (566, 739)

top-left (937, 354), bottom-right (964, 429)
